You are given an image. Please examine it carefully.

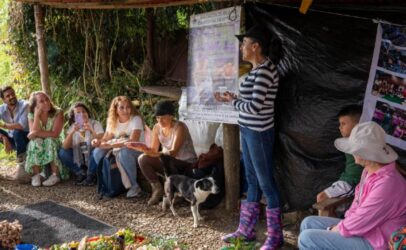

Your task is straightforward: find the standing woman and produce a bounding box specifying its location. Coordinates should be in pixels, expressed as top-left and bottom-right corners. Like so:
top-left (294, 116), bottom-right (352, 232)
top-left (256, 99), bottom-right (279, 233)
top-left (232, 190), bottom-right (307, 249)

top-left (216, 25), bottom-right (283, 249)
top-left (25, 91), bottom-right (68, 187)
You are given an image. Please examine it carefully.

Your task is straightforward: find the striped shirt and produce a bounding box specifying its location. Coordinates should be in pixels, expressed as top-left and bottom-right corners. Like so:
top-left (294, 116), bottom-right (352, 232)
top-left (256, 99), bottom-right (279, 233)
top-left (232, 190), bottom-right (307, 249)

top-left (232, 59), bottom-right (279, 131)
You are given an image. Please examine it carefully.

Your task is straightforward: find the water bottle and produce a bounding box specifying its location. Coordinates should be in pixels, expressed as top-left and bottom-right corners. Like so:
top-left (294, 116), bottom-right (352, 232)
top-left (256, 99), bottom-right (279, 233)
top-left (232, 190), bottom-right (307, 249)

top-left (79, 132), bottom-right (90, 167)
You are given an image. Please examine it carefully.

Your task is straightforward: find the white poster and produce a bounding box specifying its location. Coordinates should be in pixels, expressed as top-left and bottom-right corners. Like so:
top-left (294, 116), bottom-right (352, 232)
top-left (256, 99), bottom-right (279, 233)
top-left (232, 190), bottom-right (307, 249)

top-left (361, 22), bottom-right (406, 149)
top-left (186, 6), bottom-right (241, 124)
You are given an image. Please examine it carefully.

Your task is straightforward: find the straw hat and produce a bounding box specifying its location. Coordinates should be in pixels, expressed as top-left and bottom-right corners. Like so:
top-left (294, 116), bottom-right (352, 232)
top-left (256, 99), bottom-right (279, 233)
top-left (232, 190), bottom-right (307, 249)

top-left (334, 121), bottom-right (398, 164)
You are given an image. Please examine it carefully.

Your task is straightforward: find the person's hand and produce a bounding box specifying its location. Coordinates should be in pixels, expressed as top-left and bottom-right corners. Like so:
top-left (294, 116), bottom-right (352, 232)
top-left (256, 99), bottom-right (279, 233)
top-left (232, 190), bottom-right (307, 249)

top-left (72, 123), bottom-right (81, 132)
top-left (3, 137), bottom-right (13, 154)
top-left (34, 106), bottom-right (43, 117)
top-left (327, 225), bottom-right (338, 232)
top-left (91, 138), bottom-right (101, 147)
top-left (83, 122), bottom-right (94, 133)
top-left (214, 91), bottom-right (236, 102)
top-left (27, 131), bottom-right (39, 140)
top-left (125, 142), bottom-right (149, 152)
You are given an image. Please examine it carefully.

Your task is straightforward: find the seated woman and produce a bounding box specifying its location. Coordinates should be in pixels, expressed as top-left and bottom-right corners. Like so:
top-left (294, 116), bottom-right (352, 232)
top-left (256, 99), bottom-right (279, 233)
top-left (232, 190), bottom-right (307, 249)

top-left (91, 96), bottom-right (144, 197)
top-left (58, 102), bottom-right (104, 184)
top-left (299, 121), bottom-right (406, 250)
top-left (127, 100), bottom-right (197, 206)
top-left (25, 91), bottom-right (68, 187)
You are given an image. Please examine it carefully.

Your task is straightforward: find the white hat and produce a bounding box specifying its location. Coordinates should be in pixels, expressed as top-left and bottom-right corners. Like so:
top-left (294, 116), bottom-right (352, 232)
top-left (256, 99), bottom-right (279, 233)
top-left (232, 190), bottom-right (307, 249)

top-left (334, 121), bottom-right (398, 164)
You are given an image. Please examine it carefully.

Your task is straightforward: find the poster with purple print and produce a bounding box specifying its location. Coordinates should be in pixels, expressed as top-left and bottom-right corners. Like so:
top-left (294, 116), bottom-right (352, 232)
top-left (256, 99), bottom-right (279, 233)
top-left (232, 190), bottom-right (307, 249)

top-left (186, 6), bottom-right (240, 124)
top-left (361, 22), bottom-right (406, 149)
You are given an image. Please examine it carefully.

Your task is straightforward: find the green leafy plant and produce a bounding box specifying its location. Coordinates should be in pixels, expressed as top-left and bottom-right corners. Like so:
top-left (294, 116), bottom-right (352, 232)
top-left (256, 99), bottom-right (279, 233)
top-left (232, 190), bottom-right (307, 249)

top-left (219, 237), bottom-right (260, 250)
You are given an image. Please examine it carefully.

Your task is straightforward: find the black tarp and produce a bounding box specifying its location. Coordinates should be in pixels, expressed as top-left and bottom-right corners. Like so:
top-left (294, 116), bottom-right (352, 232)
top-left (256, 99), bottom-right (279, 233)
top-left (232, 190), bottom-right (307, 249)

top-left (243, 3), bottom-right (406, 210)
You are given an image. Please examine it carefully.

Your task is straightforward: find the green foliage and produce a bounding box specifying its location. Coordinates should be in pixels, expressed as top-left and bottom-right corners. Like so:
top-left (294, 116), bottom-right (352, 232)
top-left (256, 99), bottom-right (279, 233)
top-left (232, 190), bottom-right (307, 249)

top-left (0, 0), bottom-right (12, 86)
top-left (147, 236), bottom-right (187, 250)
top-left (219, 238), bottom-right (260, 250)
top-left (1, 1), bottom-right (219, 134)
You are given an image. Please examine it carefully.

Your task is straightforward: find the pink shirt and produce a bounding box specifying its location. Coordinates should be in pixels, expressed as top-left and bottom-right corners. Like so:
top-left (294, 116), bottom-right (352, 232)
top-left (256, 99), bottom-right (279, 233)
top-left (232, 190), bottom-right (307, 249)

top-left (338, 162), bottom-right (406, 250)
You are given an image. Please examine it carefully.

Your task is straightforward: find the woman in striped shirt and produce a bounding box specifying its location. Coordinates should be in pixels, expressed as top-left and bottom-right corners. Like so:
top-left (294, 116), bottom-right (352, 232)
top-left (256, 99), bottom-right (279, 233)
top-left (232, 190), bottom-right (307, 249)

top-left (216, 24), bottom-right (283, 250)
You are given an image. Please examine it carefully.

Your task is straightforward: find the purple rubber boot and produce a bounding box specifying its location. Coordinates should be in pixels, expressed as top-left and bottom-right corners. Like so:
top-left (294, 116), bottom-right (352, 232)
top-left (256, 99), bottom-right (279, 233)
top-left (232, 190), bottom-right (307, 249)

top-left (260, 207), bottom-right (284, 250)
top-left (222, 201), bottom-right (260, 243)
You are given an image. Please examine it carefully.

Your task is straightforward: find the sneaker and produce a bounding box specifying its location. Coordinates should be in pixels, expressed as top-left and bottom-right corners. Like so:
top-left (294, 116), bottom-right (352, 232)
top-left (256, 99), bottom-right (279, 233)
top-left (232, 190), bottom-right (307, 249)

top-left (42, 174), bottom-right (60, 186)
top-left (31, 174), bottom-right (42, 187)
top-left (126, 185), bottom-right (142, 198)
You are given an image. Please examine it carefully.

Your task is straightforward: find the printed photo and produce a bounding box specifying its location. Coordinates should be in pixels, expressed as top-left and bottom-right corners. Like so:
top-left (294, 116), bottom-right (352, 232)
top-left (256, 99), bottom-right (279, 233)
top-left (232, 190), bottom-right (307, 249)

top-left (378, 41), bottom-right (406, 74)
top-left (371, 70), bottom-right (406, 105)
top-left (382, 24), bottom-right (406, 47)
top-left (372, 101), bottom-right (406, 140)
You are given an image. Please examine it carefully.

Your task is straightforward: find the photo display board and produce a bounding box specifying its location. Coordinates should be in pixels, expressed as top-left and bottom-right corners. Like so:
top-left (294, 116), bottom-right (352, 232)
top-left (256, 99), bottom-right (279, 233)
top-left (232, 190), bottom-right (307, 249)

top-left (186, 6), bottom-right (241, 124)
top-left (361, 22), bottom-right (406, 149)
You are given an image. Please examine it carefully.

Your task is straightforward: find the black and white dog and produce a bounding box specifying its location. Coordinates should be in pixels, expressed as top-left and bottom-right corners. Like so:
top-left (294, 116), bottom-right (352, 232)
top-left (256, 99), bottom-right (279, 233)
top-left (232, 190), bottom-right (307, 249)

top-left (160, 154), bottom-right (219, 228)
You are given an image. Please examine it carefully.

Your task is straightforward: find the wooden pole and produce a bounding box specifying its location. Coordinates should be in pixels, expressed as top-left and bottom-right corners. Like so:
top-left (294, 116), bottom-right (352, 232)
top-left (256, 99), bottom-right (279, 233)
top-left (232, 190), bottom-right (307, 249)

top-left (34, 4), bottom-right (51, 96)
top-left (223, 123), bottom-right (240, 211)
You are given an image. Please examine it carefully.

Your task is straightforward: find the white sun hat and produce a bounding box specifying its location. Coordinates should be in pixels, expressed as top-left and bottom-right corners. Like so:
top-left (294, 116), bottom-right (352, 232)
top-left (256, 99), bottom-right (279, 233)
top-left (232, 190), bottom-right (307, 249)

top-left (334, 121), bottom-right (398, 164)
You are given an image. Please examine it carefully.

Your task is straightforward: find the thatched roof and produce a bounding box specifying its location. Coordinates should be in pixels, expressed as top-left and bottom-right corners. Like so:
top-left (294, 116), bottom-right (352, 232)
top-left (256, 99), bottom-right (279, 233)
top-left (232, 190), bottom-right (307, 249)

top-left (16, 0), bottom-right (406, 9)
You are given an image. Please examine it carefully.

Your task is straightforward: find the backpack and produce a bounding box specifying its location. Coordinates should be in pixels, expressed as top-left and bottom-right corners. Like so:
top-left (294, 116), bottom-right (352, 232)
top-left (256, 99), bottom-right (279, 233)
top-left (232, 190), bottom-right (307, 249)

top-left (97, 151), bottom-right (126, 198)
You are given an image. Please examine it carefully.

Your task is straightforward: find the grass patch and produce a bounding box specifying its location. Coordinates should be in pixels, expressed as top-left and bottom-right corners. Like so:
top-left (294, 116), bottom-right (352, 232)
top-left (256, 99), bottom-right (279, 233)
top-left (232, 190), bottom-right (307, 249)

top-left (0, 144), bottom-right (15, 162)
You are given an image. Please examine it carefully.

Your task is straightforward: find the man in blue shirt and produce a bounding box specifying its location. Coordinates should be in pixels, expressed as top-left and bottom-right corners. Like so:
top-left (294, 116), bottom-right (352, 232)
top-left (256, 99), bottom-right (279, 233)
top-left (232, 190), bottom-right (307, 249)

top-left (0, 86), bottom-right (29, 162)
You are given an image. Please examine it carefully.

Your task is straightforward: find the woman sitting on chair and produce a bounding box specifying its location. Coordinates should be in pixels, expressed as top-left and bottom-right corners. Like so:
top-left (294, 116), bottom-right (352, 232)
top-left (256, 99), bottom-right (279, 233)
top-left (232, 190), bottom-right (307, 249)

top-left (299, 121), bottom-right (406, 250)
top-left (126, 100), bottom-right (197, 206)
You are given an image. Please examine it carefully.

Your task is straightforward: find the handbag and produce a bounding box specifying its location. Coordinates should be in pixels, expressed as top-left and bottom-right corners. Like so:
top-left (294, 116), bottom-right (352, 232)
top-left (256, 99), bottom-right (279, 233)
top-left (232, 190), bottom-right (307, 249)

top-left (193, 143), bottom-right (223, 169)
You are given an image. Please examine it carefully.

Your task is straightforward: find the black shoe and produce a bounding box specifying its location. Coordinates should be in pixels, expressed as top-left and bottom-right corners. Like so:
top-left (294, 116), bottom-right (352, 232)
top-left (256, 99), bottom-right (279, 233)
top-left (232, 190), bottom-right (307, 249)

top-left (74, 171), bottom-right (87, 185)
top-left (80, 174), bottom-right (96, 186)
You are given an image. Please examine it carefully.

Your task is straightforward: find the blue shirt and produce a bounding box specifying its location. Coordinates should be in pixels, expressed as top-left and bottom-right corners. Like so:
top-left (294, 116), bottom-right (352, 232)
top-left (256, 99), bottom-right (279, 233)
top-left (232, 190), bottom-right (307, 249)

top-left (0, 100), bottom-right (29, 135)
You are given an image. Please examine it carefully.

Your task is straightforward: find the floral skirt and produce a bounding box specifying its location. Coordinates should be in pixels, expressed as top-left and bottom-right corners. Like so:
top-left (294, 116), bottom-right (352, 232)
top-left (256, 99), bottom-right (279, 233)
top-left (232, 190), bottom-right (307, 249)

top-left (25, 137), bottom-right (69, 180)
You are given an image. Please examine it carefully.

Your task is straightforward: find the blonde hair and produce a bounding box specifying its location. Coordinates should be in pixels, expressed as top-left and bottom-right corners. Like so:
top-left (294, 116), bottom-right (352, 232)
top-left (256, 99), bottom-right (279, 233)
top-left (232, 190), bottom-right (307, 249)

top-left (106, 96), bottom-right (140, 133)
top-left (28, 91), bottom-right (57, 117)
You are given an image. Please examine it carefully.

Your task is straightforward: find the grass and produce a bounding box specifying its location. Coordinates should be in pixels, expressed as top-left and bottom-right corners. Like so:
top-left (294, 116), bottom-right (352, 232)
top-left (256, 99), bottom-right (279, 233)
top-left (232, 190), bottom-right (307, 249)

top-left (0, 144), bottom-right (16, 164)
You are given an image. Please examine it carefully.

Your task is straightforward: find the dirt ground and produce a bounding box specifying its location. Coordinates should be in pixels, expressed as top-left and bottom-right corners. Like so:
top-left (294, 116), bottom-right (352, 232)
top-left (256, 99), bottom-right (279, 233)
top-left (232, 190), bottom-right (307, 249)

top-left (0, 160), bottom-right (299, 249)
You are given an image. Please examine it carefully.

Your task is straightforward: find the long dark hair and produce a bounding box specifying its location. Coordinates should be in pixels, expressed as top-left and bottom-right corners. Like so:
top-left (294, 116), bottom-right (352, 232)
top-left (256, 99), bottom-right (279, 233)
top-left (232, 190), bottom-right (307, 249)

top-left (68, 102), bottom-right (92, 125)
top-left (251, 34), bottom-right (283, 65)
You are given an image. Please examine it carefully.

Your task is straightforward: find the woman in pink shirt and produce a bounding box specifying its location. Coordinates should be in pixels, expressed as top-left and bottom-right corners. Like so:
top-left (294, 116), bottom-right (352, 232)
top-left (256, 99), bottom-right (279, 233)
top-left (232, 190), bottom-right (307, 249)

top-left (299, 121), bottom-right (406, 250)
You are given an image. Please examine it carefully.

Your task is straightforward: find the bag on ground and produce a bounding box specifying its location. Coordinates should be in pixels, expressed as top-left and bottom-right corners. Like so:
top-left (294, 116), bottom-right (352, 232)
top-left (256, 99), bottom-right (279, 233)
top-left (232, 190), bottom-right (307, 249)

top-left (97, 151), bottom-right (126, 198)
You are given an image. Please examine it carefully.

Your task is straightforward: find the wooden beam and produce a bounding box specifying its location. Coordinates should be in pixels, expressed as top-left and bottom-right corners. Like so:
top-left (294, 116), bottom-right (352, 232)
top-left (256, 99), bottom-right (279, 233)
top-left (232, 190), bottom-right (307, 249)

top-left (140, 86), bottom-right (181, 100)
top-left (223, 124), bottom-right (240, 211)
top-left (16, 0), bottom-right (225, 9)
top-left (34, 4), bottom-right (51, 96)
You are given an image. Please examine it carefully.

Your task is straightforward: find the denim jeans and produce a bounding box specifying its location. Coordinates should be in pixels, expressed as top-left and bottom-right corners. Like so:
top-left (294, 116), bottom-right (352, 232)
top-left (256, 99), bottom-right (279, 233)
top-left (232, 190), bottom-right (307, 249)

top-left (58, 148), bottom-right (96, 175)
top-left (91, 148), bottom-right (109, 175)
top-left (298, 216), bottom-right (373, 250)
top-left (58, 148), bottom-right (82, 174)
top-left (240, 126), bottom-right (280, 208)
top-left (117, 148), bottom-right (142, 188)
top-left (0, 129), bottom-right (29, 155)
top-left (91, 147), bottom-right (141, 188)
